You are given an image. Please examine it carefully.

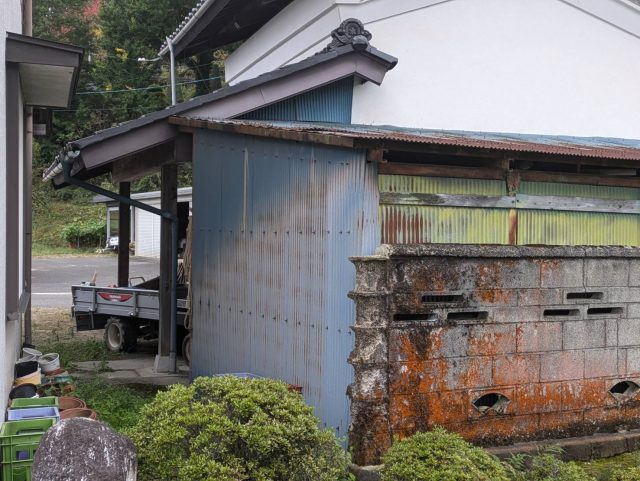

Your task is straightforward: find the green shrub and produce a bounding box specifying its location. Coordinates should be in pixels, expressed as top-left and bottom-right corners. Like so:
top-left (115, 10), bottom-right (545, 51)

top-left (126, 376), bottom-right (353, 481)
top-left (504, 446), bottom-right (596, 481)
top-left (611, 467), bottom-right (640, 481)
top-left (61, 218), bottom-right (105, 248)
top-left (380, 427), bottom-right (509, 481)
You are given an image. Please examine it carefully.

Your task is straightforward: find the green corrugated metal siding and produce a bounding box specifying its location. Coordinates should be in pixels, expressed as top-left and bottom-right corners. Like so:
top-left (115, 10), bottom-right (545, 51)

top-left (519, 210), bottom-right (640, 246)
top-left (379, 175), bottom-right (506, 195)
top-left (380, 175), bottom-right (640, 246)
top-left (380, 205), bottom-right (510, 244)
top-left (520, 181), bottom-right (640, 200)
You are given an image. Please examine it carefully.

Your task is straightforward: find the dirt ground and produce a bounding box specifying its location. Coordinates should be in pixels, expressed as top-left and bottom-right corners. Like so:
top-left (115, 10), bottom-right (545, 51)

top-left (32, 307), bottom-right (101, 345)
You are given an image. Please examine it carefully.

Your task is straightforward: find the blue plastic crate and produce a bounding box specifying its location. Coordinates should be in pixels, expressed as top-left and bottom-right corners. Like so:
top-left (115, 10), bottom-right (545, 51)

top-left (7, 407), bottom-right (59, 423)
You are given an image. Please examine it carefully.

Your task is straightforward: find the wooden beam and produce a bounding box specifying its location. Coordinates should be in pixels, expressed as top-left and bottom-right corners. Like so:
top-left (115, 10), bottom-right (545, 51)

top-left (117, 182), bottom-right (131, 288)
top-left (379, 192), bottom-right (640, 215)
top-left (356, 139), bottom-right (640, 169)
top-left (159, 164), bottom-right (177, 358)
top-left (378, 162), bottom-right (505, 180)
top-left (111, 141), bottom-right (174, 184)
top-left (516, 170), bottom-right (640, 188)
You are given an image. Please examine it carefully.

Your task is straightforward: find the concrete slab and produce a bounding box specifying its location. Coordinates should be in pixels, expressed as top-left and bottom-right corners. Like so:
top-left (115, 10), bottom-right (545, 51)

top-left (72, 355), bottom-right (189, 386)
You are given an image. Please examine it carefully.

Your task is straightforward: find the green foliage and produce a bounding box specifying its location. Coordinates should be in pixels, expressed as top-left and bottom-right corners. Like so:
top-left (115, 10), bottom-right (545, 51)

top-left (61, 218), bottom-right (106, 247)
top-left (504, 446), bottom-right (596, 481)
top-left (75, 379), bottom-right (158, 432)
top-left (380, 427), bottom-right (509, 481)
top-left (127, 376), bottom-right (354, 481)
top-left (611, 467), bottom-right (640, 481)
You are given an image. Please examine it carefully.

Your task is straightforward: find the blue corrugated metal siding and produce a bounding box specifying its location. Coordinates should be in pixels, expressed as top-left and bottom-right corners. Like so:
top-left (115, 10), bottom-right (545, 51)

top-left (238, 78), bottom-right (353, 123)
top-left (191, 129), bottom-right (379, 436)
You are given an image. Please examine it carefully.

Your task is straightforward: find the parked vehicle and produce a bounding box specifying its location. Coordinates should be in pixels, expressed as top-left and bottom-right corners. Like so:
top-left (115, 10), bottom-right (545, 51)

top-left (71, 277), bottom-right (190, 355)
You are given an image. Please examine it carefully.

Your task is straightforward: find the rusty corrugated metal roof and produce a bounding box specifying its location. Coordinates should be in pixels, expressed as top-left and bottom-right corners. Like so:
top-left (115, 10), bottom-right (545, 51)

top-left (170, 116), bottom-right (640, 161)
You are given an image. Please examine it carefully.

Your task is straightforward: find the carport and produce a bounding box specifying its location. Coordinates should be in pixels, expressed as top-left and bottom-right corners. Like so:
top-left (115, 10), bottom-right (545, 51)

top-left (42, 31), bottom-right (398, 372)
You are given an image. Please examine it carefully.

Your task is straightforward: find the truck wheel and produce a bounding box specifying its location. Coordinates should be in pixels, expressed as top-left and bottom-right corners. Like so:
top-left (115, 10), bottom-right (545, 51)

top-left (104, 318), bottom-right (138, 353)
top-left (182, 333), bottom-right (192, 366)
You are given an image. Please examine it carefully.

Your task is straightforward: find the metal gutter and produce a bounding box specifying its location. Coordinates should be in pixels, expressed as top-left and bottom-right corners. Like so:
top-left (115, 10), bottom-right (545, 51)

top-left (59, 152), bottom-right (179, 373)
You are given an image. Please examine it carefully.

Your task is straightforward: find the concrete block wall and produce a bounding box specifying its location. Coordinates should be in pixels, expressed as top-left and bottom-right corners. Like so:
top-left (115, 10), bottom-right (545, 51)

top-left (348, 245), bottom-right (640, 466)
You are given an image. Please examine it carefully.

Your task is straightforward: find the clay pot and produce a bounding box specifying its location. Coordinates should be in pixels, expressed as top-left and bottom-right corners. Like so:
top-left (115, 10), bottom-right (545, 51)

top-left (58, 397), bottom-right (87, 411)
top-left (9, 384), bottom-right (38, 399)
top-left (60, 408), bottom-right (96, 420)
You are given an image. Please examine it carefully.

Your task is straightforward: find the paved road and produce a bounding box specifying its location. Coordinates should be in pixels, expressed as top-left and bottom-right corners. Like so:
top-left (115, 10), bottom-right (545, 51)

top-left (32, 256), bottom-right (159, 308)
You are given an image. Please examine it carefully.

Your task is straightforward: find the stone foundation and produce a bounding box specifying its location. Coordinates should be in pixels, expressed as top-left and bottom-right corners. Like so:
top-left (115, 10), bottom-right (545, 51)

top-left (348, 244), bottom-right (640, 466)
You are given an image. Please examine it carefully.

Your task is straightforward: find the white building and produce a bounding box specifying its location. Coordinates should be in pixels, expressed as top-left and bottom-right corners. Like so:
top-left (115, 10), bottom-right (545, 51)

top-left (95, 188), bottom-right (192, 258)
top-left (0, 3), bottom-right (82, 408)
top-left (222, 0), bottom-right (640, 138)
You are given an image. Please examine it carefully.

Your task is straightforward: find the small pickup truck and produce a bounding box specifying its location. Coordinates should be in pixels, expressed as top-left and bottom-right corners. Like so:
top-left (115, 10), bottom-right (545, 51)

top-left (71, 277), bottom-right (191, 362)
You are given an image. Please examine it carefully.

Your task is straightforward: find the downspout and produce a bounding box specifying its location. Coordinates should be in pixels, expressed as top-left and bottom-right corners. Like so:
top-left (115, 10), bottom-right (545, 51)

top-left (59, 153), bottom-right (179, 373)
top-left (23, 0), bottom-right (33, 347)
top-left (166, 37), bottom-right (177, 106)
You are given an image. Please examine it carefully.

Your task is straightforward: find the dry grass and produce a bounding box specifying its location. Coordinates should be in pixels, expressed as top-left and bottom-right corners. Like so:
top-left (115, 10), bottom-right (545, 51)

top-left (32, 307), bottom-right (101, 345)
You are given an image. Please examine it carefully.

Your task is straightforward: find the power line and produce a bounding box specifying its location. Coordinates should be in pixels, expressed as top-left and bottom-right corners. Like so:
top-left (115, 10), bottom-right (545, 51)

top-left (76, 75), bottom-right (223, 95)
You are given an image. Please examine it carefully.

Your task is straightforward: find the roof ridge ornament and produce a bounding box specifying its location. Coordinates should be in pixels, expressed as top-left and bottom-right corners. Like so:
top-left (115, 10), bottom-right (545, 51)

top-left (322, 18), bottom-right (372, 53)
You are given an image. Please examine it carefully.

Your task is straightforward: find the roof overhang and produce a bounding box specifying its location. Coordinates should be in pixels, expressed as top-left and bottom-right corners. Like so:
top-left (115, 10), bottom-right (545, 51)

top-left (159, 0), bottom-right (294, 58)
top-left (168, 117), bottom-right (640, 164)
top-left (6, 33), bottom-right (83, 108)
top-left (44, 41), bottom-right (397, 187)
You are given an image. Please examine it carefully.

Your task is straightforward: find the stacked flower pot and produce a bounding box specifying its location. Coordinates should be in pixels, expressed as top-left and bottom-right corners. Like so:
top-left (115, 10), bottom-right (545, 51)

top-left (2, 349), bottom-right (95, 480)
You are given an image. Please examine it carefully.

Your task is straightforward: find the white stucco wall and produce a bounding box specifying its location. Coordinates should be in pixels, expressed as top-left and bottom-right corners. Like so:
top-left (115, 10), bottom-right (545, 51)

top-left (1, 0), bottom-right (24, 414)
top-left (226, 0), bottom-right (640, 138)
top-left (351, 0), bottom-right (640, 137)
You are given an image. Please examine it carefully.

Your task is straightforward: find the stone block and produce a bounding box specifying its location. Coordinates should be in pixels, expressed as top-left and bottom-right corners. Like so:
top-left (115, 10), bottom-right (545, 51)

top-left (515, 382), bottom-right (562, 414)
top-left (540, 259), bottom-right (584, 288)
top-left (518, 289), bottom-right (563, 306)
top-left (492, 354), bottom-right (540, 386)
top-left (516, 322), bottom-right (562, 353)
top-left (353, 295), bottom-right (391, 328)
top-left (585, 259), bottom-right (629, 287)
top-left (606, 319), bottom-right (618, 347)
top-left (538, 410), bottom-right (584, 437)
top-left (628, 304), bottom-right (640, 318)
top-left (617, 319), bottom-right (640, 346)
top-left (468, 324), bottom-right (517, 356)
top-left (353, 258), bottom-right (389, 292)
top-left (419, 357), bottom-right (492, 392)
top-left (350, 366), bottom-right (388, 402)
top-left (584, 348), bottom-right (618, 379)
top-left (626, 348), bottom-right (640, 376)
top-left (32, 418), bottom-right (136, 481)
top-left (605, 287), bottom-right (640, 304)
top-left (471, 289), bottom-right (517, 306)
top-left (388, 326), bottom-right (468, 362)
top-left (563, 320), bottom-right (606, 350)
top-left (492, 306), bottom-right (540, 324)
top-left (540, 350), bottom-right (584, 382)
top-left (388, 362), bottom-right (424, 395)
top-left (350, 327), bottom-right (388, 365)
top-left (630, 260), bottom-right (640, 287)
top-left (562, 379), bottom-right (608, 411)
top-left (424, 390), bottom-right (470, 424)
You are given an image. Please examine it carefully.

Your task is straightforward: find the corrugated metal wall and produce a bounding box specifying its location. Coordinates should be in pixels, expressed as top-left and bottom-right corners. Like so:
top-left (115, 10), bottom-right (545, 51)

top-left (379, 174), bottom-right (511, 244)
top-left (239, 78), bottom-right (354, 124)
top-left (191, 129), bottom-right (379, 436)
top-left (379, 174), bottom-right (640, 246)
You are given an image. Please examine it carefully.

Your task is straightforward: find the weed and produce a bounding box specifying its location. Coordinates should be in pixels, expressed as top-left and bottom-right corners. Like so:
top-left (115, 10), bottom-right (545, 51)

top-left (36, 339), bottom-right (122, 370)
top-left (75, 378), bottom-right (161, 432)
